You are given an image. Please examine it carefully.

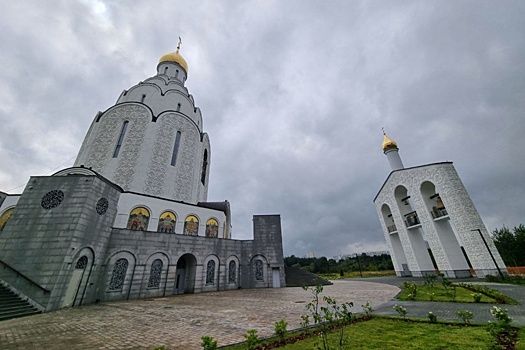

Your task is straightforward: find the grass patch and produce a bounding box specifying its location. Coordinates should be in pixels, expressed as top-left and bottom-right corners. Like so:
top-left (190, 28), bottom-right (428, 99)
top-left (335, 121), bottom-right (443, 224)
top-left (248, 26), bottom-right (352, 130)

top-left (282, 318), bottom-right (492, 350)
top-left (486, 274), bottom-right (525, 286)
top-left (319, 270), bottom-right (396, 280)
top-left (397, 283), bottom-right (496, 303)
top-left (219, 318), bottom-right (494, 349)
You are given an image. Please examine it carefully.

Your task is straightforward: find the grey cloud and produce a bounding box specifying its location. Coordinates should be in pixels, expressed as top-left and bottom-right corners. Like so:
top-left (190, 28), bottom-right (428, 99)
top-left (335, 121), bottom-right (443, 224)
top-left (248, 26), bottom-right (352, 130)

top-left (1, 1), bottom-right (524, 257)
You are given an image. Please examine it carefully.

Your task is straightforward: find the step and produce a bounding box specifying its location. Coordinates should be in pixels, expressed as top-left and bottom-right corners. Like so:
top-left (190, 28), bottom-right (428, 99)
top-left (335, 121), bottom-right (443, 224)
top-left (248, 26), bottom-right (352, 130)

top-left (1, 304), bottom-right (36, 313)
top-left (0, 296), bottom-right (25, 303)
top-left (0, 300), bottom-right (29, 307)
top-left (0, 310), bottom-right (41, 322)
top-left (0, 308), bottom-right (39, 317)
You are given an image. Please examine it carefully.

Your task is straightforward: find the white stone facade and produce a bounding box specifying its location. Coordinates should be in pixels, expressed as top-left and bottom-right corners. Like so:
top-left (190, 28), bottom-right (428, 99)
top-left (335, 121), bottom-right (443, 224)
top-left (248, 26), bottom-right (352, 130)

top-left (374, 162), bottom-right (506, 278)
top-left (74, 60), bottom-right (209, 204)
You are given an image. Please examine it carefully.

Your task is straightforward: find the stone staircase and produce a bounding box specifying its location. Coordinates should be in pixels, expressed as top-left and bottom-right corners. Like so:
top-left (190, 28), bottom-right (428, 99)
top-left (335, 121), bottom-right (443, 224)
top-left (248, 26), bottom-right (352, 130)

top-left (0, 284), bottom-right (41, 321)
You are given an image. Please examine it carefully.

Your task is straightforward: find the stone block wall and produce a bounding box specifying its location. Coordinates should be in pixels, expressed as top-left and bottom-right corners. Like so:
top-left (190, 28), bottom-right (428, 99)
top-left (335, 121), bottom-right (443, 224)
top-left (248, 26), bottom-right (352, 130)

top-left (0, 175), bottom-right (121, 310)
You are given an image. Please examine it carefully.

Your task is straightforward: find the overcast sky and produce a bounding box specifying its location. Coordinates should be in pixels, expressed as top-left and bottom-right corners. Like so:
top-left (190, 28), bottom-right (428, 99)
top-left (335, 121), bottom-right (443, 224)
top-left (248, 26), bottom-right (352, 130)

top-left (1, 1), bottom-right (524, 258)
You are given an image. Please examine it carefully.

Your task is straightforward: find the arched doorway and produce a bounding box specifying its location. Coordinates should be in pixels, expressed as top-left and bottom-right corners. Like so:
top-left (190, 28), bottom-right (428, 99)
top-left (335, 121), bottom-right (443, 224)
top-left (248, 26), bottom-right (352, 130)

top-left (62, 250), bottom-right (94, 307)
top-left (174, 254), bottom-right (197, 295)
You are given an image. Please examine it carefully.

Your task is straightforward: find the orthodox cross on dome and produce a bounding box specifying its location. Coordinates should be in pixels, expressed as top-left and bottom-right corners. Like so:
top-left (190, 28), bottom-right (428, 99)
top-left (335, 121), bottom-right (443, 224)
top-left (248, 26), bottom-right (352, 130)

top-left (177, 37), bottom-right (182, 51)
top-left (382, 127), bottom-right (386, 135)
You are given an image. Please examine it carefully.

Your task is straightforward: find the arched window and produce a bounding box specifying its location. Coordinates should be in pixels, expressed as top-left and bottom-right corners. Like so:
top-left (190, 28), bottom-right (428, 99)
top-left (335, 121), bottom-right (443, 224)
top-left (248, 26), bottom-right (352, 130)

top-left (141, 94), bottom-right (146, 103)
top-left (206, 260), bottom-right (215, 284)
top-left (175, 69), bottom-right (179, 79)
top-left (147, 259), bottom-right (163, 288)
top-left (170, 131), bottom-right (182, 166)
top-left (201, 149), bottom-right (208, 185)
top-left (164, 66), bottom-right (169, 75)
top-left (126, 207), bottom-right (150, 231)
top-left (255, 260), bottom-right (264, 281)
top-left (0, 208), bottom-right (14, 231)
top-left (113, 121), bottom-right (129, 158)
top-left (108, 258), bottom-right (128, 291)
top-left (176, 103), bottom-right (181, 112)
top-left (205, 218), bottom-right (219, 238)
top-left (184, 215), bottom-right (199, 236)
top-left (75, 256), bottom-right (88, 270)
top-left (157, 211), bottom-right (176, 233)
top-left (228, 260), bottom-right (236, 284)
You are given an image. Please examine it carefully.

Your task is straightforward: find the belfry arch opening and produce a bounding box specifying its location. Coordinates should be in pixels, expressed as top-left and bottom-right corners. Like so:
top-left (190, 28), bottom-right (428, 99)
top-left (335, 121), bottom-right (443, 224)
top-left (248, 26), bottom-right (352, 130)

top-left (420, 181), bottom-right (472, 277)
top-left (394, 185), bottom-right (435, 276)
top-left (381, 204), bottom-right (410, 276)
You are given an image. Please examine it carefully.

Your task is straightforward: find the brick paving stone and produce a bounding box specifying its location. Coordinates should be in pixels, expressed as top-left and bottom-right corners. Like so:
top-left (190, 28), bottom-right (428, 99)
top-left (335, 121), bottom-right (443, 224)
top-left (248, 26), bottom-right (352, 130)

top-left (6, 278), bottom-right (521, 349)
top-left (0, 280), bottom-right (399, 350)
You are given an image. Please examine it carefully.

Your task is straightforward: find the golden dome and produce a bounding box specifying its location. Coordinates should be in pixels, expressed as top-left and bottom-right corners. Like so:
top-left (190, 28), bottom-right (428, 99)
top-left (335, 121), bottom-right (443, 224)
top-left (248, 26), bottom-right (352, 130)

top-left (382, 132), bottom-right (398, 152)
top-left (159, 48), bottom-right (188, 73)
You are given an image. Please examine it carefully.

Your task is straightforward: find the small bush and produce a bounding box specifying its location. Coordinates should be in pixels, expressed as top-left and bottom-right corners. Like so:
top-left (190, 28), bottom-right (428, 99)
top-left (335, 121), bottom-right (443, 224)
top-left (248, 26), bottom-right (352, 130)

top-left (393, 304), bottom-right (407, 320)
top-left (243, 329), bottom-right (260, 350)
top-left (472, 293), bottom-right (482, 303)
top-left (456, 310), bottom-right (474, 324)
top-left (201, 336), bottom-right (218, 350)
top-left (487, 306), bottom-right (513, 348)
top-left (274, 319), bottom-right (288, 340)
top-left (423, 274), bottom-right (438, 288)
top-left (362, 301), bottom-right (374, 316)
top-left (403, 281), bottom-right (418, 300)
top-left (427, 311), bottom-right (437, 324)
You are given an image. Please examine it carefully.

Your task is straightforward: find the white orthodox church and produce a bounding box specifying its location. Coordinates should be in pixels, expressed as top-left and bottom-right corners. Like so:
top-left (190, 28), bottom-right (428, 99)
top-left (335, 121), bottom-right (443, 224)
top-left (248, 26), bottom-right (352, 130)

top-left (374, 133), bottom-right (506, 278)
top-left (0, 46), bottom-right (285, 313)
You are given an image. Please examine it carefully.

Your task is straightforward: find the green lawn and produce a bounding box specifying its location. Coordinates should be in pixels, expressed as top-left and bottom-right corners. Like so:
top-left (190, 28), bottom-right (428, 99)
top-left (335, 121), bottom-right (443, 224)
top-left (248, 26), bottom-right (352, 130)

top-left (220, 318), bottom-right (499, 349)
top-left (319, 270), bottom-right (396, 280)
top-left (396, 283), bottom-right (497, 303)
top-left (279, 318), bottom-right (492, 350)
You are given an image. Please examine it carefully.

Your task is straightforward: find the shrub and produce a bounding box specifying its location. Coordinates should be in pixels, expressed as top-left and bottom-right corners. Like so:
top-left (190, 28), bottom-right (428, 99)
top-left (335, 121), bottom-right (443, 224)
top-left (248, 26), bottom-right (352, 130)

top-left (393, 304), bottom-right (407, 320)
top-left (456, 310), bottom-right (474, 324)
top-left (423, 274), bottom-right (438, 288)
top-left (201, 336), bottom-right (218, 350)
top-left (471, 293), bottom-right (482, 303)
top-left (274, 319), bottom-right (288, 340)
top-left (243, 329), bottom-right (260, 350)
top-left (361, 301), bottom-right (373, 317)
top-left (487, 306), bottom-right (513, 348)
top-left (427, 311), bottom-right (437, 324)
top-left (403, 281), bottom-right (418, 300)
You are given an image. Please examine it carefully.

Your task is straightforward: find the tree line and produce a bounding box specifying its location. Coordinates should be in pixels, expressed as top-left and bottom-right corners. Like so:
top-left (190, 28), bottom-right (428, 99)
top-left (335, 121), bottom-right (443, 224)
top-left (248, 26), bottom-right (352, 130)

top-left (492, 224), bottom-right (525, 267)
top-left (284, 253), bottom-right (394, 274)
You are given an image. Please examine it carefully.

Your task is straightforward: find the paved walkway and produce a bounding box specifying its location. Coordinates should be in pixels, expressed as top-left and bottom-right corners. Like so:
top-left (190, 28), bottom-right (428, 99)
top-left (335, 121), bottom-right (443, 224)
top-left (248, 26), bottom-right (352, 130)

top-left (1, 278), bottom-right (523, 349)
top-left (0, 280), bottom-right (399, 350)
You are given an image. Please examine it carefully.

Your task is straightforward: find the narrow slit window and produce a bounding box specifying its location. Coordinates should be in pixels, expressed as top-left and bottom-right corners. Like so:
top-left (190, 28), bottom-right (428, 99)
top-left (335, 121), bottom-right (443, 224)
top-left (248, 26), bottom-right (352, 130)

top-left (141, 94), bottom-right (146, 103)
top-left (175, 69), bottom-right (179, 79)
top-left (176, 103), bottom-right (181, 112)
top-left (164, 66), bottom-right (168, 74)
top-left (171, 131), bottom-right (182, 166)
top-left (113, 121), bottom-right (129, 158)
top-left (201, 149), bottom-right (208, 185)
